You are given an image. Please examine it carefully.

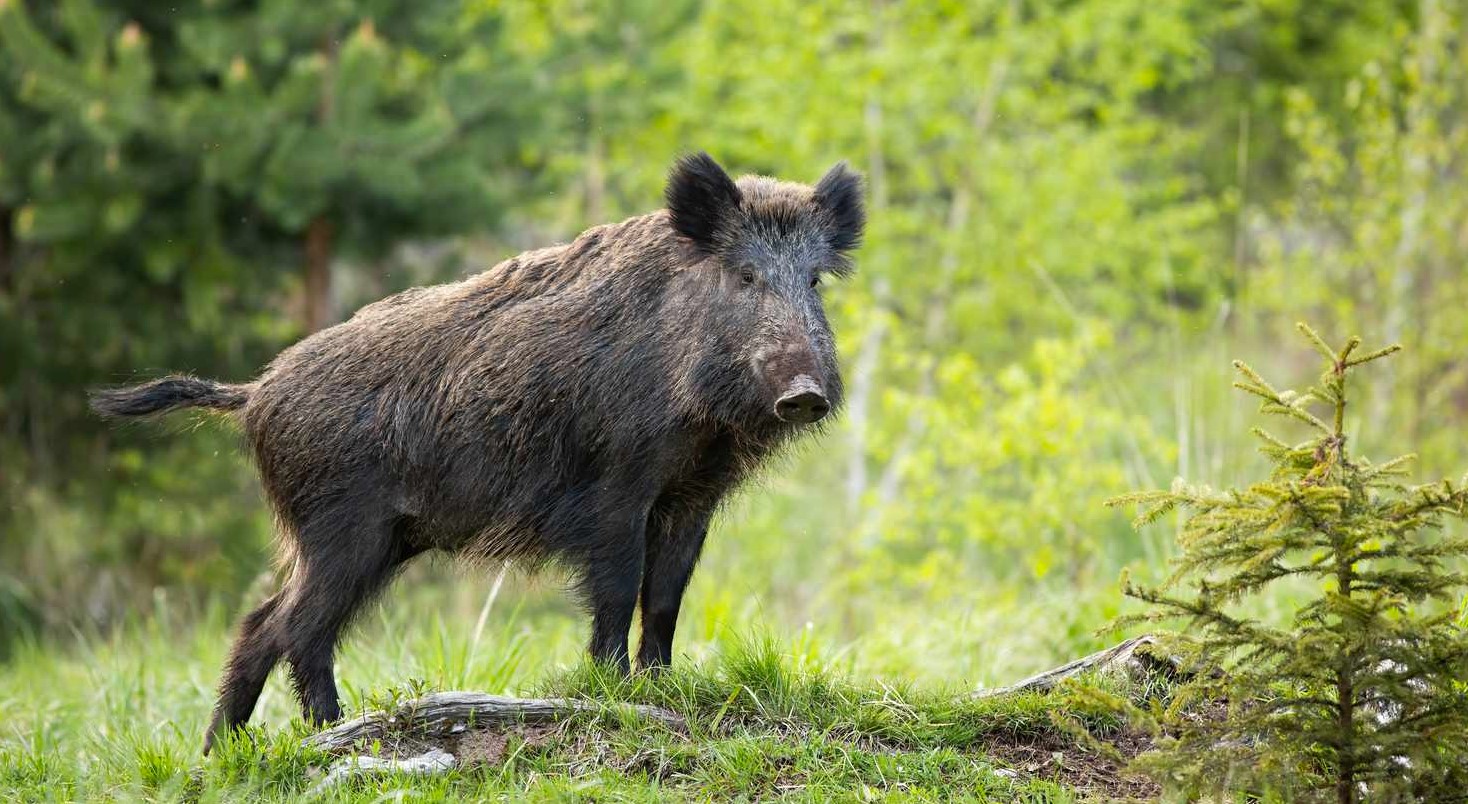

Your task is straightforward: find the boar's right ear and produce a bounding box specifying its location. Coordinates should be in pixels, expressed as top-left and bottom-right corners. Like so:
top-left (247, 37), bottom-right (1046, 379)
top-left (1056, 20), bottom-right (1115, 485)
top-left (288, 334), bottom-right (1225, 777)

top-left (666, 152), bottom-right (742, 253)
top-left (813, 162), bottom-right (865, 253)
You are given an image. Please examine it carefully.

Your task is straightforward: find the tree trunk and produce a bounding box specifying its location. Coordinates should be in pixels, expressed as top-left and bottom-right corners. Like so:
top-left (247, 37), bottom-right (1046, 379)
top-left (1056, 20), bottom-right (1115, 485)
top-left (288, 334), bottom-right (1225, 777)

top-left (584, 132), bottom-right (606, 225)
top-left (0, 205), bottom-right (12, 294)
top-left (300, 29), bottom-right (339, 336)
top-left (302, 215), bottom-right (334, 334)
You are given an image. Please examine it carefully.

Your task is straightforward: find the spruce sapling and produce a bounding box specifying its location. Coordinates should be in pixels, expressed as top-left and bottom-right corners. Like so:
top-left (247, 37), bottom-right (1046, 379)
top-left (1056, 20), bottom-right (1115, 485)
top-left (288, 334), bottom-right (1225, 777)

top-left (1109, 324), bottom-right (1468, 802)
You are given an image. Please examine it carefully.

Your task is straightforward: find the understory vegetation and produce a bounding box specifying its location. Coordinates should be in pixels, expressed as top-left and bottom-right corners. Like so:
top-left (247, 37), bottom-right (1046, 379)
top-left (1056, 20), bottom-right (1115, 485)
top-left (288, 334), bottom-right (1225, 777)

top-left (2, 605), bottom-right (1154, 802)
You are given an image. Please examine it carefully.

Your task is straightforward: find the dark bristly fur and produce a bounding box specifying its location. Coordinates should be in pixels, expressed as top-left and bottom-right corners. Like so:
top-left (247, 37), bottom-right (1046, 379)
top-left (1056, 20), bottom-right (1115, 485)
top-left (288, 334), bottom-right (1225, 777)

top-left (90, 153), bottom-right (864, 754)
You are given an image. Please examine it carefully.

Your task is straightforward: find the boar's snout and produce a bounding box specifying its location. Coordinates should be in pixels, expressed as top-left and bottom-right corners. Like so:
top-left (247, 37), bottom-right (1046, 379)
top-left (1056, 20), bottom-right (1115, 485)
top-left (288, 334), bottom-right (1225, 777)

top-left (774, 375), bottom-right (830, 424)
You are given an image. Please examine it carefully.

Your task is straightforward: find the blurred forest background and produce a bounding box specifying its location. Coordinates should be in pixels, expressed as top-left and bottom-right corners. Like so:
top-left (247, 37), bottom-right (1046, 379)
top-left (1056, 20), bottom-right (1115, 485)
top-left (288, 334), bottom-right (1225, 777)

top-left (2, 0), bottom-right (1466, 692)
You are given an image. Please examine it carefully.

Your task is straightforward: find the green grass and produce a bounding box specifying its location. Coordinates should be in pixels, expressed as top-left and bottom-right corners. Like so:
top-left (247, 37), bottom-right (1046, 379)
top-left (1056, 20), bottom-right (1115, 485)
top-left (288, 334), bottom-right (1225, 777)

top-left (0, 579), bottom-right (1153, 802)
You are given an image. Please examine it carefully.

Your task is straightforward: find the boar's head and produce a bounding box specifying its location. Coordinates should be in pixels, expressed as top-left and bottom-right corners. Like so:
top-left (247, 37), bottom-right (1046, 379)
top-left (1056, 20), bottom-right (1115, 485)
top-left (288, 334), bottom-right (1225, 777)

top-left (665, 152), bottom-right (864, 429)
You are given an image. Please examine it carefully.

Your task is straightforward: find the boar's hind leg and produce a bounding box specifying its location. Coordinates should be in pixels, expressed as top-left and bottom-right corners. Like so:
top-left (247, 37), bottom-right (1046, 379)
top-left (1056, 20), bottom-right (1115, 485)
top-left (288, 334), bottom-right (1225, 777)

top-left (203, 592), bottom-right (286, 754)
top-left (636, 512), bottom-right (711, 670)
top-left (278, 513), bottom-right (423, 727)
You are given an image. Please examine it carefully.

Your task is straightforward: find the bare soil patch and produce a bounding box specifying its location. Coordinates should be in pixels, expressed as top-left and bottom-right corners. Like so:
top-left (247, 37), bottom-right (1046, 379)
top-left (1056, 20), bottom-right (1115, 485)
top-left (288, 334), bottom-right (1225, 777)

top-left (979, 728), bottom-right (1160, 801)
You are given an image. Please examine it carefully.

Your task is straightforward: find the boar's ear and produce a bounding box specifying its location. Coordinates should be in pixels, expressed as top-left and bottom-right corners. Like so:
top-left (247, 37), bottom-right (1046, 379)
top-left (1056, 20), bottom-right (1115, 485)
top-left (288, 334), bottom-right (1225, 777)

top-left (813, 162), bottom-right (865, 253)
top-left (666, 152), bottom-right (742, 253)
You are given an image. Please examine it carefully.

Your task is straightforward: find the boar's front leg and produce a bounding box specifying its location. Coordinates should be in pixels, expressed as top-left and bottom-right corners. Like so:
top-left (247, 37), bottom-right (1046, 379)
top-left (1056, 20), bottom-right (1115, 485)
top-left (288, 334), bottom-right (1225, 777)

top-left (637, 510), bottom-right (711, 670)
top-left (582, 506), bottom-right (648, 675)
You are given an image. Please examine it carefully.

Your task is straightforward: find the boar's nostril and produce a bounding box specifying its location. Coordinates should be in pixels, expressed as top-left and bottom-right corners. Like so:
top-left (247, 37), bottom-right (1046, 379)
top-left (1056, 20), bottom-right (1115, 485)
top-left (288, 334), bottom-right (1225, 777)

top-left (775, 391), bottom-right (830, 424)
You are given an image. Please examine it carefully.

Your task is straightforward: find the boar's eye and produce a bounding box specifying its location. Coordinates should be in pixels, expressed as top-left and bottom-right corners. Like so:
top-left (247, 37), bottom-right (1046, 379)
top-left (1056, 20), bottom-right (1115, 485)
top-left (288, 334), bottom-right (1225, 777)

top-left (739, 268), bottom-right (756, 286)
top-left (810, 274), bottom-right (821, 289)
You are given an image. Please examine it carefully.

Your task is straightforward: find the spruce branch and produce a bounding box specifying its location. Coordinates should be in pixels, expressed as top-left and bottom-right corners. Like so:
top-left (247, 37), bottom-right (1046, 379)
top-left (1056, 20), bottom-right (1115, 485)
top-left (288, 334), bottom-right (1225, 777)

top-left (1344, 344), bottom-right (1402, 368)
top-left (1296, 322), bottom-right (1339, 362)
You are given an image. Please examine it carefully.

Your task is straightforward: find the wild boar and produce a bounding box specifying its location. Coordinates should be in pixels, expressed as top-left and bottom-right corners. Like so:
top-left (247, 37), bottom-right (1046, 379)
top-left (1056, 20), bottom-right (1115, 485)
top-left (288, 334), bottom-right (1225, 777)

top-left (91, 153), bottom-right (864, 752)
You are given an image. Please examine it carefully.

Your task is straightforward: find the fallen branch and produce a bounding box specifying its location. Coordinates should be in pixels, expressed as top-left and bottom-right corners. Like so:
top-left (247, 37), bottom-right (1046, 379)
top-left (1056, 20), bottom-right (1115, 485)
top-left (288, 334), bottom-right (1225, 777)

top-left (972, 635), bottom-right (1181, 698)
top-left (305, 691), bottom-right (685, 753)
top-left (310, 747), bottom-right (457, 793)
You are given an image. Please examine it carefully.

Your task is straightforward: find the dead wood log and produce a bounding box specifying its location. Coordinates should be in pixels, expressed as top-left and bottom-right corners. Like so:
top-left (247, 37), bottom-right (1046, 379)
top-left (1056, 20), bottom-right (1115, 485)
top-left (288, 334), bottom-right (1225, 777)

top-left (304, 691), bottom-right (685, 753)
top-left (311, 747), bottom-right (457, 793)
top-left (972, 635), bottom-right (1182, 698)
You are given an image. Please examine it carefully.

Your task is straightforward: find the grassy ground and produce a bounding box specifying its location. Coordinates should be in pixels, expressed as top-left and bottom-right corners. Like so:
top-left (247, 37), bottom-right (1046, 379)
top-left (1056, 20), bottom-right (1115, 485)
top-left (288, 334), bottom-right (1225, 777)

top-left (0, 572), bottom-right (1161, 802)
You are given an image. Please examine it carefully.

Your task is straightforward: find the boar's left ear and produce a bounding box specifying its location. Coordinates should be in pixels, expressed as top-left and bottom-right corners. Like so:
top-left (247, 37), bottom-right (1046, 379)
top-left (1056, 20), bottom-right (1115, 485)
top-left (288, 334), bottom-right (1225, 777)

top-left (666, 152), bottom-right (742, 253)
top-left (813, 162), bottom-right (865, 253)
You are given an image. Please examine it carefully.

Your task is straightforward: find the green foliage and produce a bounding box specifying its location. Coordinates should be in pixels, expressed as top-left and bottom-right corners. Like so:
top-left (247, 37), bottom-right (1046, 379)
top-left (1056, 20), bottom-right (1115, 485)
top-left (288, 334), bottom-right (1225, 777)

top-left (0, 0), bottom-right (1232, 653)
top-left (1247, 0), bottom-right (1468, 474)
top-left (0, 0), bottom-right (532, 636)
top-left (1110, 325), bottom-right (1468, 802)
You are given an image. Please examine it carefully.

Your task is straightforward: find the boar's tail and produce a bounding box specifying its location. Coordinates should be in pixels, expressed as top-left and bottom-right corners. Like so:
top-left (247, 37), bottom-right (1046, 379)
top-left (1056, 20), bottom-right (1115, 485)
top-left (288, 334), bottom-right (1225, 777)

top-left (90, 375), bottom-right (251, 418)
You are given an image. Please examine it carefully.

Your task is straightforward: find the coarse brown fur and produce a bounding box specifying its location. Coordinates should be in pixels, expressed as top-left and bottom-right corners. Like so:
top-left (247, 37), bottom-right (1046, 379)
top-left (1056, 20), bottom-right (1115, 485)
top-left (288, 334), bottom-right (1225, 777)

top-left (90, 153), bottom-right (865, 753)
